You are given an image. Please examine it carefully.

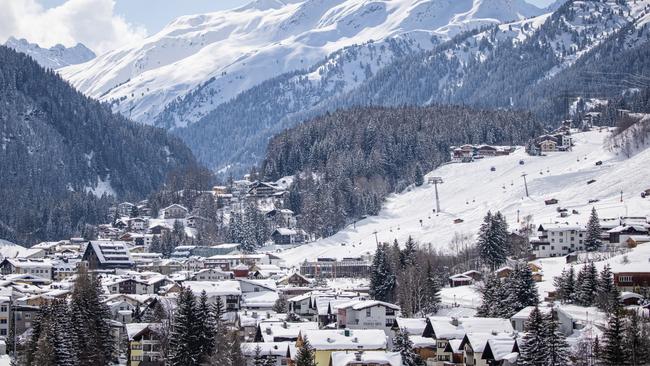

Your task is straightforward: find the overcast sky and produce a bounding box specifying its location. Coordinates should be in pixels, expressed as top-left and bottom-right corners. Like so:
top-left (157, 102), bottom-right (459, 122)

top-left (0, 0), bottom-right (557, 55)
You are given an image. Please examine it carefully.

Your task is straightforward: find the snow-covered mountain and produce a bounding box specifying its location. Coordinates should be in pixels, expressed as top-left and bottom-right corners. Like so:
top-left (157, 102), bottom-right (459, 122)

top-left (60, 0), bottom-right (544, 127)
top-left (4, 37), bottom-right (95, 70)
top-left (279, 128), bottom-right (650, 266)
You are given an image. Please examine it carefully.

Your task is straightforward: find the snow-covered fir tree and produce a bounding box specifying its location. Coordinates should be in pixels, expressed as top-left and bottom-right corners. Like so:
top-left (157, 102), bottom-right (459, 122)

top-left (575, 262), bottom-right (598, 306)
top-left (623, 313), bottom-right (650, 366)
top-left (414, 164), bottom-right (424, 187)
top-left (600, 309), bottom-right (627, 366)
top-left (518, 306), bottom-right (546, 366)
top-left (392, 328), bottom-right (423, 366)
top-left (505, 261), bottom-right (539, 312)
top-left (253, 344), bottom-right (265, 366)
top-left (543, 312), bottom-right (571, 366)
top-left (273, 295), bottom-right (288, 313)
top-left (169, 287), bottom-right (202, 366)
top-left (476, 211), bottom-right (508, 270)
top-left (197, 290), bottom-right (216, 362)
top-left (422, 261), bottom-right (441, 315)
top-left (295, 336), bottom-right (317, 366)
top-left (585, 207), bottom-right (602, 252)
top-left (69, 267), bottom-right (114, 365)
top-left (554, 266), bottom-right (576, 304)
top-left (369, 243), bottom-right (396, 303)
top-left (596, 264), bottom-right (621, 314)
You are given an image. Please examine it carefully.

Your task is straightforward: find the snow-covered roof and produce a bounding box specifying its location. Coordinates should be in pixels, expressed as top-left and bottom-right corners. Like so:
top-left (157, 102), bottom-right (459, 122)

top-left (510, 306), bottom-right (552, 320)
top-left (608, 225), bottom-right (648, 233)
top-left (3, 258), bottom-right (53, 268)
top-left (394, 318), bottom-right (427, 336)
top-left (86, 241), bottom-right (133, 265)
top-left (182, 280), bottom-right (242, 297)
top-left (556, 305), bottom-right (607, 327)
top-left (410, 335), bottom-right (436, 348)
top-left (330, 351), bottom-right (401, 366)
top-left (126, 323), bottom-right (161, 340)
top-left (241, 342), bottom-right (290, 357)
top-left (273, 228), bottom-right (298, 236)
top-left (338, 299), bottom-right (400, 311)
top-left (300, 329), bottom-right (387, 350)
top-left (259, 321), bottom-right (319, 342)
top-left (462, 333), bottom-right (513, 353)
top-left (242, 291), bottom-right (279, 308)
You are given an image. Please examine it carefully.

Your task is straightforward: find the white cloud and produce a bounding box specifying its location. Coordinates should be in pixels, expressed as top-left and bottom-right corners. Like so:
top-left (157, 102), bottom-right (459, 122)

top-left (0, 0), bottom-right (147, 55)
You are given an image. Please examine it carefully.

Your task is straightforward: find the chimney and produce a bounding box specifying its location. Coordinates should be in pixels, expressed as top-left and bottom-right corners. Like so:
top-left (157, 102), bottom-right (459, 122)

top-left (354, 351), bottom-right (363, 361)
top-left (451, 317), bottom-right (459, 327)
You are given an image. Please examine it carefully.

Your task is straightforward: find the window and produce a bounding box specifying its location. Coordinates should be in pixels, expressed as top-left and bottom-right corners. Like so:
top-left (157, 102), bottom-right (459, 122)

top-left (366, 308), bottom-right (371, 317)
top-left (0, 306), bottom-right (7, 312)
top-left (0, 329), bottom-right (6, 336)
top-left (619, 276), bottom-right (633, 283)
top-left (0, 319), bottom-right (6, 324)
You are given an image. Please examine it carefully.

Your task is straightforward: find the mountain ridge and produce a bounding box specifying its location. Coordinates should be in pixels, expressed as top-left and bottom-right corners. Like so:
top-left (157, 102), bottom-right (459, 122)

top-left (4, 37), bottom-right (95, 70)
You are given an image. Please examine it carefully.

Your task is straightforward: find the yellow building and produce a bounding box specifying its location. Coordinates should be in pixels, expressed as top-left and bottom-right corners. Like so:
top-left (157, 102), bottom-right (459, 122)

top-left (297, 329), bottom-right (388, 366)
top-left (126, 323), bottom-right (163, 366)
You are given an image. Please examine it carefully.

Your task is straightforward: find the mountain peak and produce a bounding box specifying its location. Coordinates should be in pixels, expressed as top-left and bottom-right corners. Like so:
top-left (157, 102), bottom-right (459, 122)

top-left (4, 37), bottom-right (95, 70)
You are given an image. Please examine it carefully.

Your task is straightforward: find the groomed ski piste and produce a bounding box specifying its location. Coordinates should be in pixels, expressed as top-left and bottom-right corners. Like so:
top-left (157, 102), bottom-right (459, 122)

top-left (279, 128), bottom-right (650, 304)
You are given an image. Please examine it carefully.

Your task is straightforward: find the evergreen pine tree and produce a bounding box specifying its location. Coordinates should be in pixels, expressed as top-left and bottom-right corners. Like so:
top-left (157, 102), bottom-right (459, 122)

top-left (273, 295), bottom-right (288, 313)
top-left (197, 290), bottom-right (215, 361)
top-left (401, 236), bottom-right (417, 267)
top-left (422, 262), bottom-right (441, 315)
top-left (596, 264), bottom-right (621, 314)
top-left (295, 336), bottom-right (317, 366)
top-left (414, 165), bottom-right (424, 187)
top-left (575, 262), bottom-right (598, 306)
top-left (393, 328), bottom-right (422, 366)
top-left (623, 313), bottom-right (647, 366)
top-left (369, 243), bottom-right (396, 302)
top-left (505, 261), bottom-right (539, 314)
top-left (253, 344), bottom-right (265, 366)
top-left (476, 211), bottom-right (508, 270)
top-left (69, 266), bottom-right (114, 365)
top-left (585, 207), bottom-right (602, 252)
top-left (228, 331), bottom-right (246, 366)
top-left (518, 306), bottom-right (546, 366)
top-left (543, 312), bottom-right (571, 366)
top-left (600, 309), bottom-right (628, 366)
top-left (169, 287), bottom-right (202, 366)
top-left (32, 332), bottom-right (56, 366)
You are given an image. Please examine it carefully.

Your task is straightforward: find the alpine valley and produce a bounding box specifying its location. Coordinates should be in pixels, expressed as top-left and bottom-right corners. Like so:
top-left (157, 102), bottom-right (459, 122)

top-left (58, 0), bottom-right (650, 174)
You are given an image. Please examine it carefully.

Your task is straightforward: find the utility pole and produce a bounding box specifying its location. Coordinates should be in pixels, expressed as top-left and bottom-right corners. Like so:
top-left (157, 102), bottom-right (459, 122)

top-left (521, 173), bottom-right (529, 198)
top-left (428, 177), bottom-right (444, 214)
top-left (620, 190), bottom-right (624, 203)
top-left (373, 231), bottom-right (379, 246)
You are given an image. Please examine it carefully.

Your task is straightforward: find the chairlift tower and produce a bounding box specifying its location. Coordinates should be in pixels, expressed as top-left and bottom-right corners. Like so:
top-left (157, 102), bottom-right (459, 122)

top-left (428, 176), bottom-right (444, 214)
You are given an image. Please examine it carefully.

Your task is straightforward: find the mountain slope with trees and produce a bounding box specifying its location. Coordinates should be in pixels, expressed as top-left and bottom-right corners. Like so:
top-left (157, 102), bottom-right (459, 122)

top-left (0, 46), bottom-right (198, 244)
top-left (260, 105), bottom-right (541, 237)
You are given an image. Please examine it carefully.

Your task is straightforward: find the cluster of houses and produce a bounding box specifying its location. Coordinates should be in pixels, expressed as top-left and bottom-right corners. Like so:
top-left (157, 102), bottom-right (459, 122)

top-left (527, 122), bottom-right (574, 155)
top-left (450, 144), bottom-right (515, 163)
top-left (529, 215), bottom-right (650, 259)
top-left (0, 225), bottom-right (647, 366)
top-left (103, 177), bottom-right (310, 250)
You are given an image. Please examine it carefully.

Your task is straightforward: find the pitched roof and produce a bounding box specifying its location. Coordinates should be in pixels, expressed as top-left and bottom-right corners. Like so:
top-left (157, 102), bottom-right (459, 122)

top-left (300, 329), bottom-right (388, 350)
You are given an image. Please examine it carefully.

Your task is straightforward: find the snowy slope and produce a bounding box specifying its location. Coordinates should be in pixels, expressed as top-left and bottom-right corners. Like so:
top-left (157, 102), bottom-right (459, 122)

top-left (280, 129), bottom-right (650, 267)
top-left (4, 37), bottom-right (95, 70)
top-left (59, 0), bottom-right (543, 127)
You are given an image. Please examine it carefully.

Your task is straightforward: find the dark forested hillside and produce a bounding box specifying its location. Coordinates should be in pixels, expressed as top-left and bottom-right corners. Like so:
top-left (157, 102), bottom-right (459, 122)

top-left (0, 46), bottom-right (198, 244)
top-left (261, 105), bottom-right (542, 237)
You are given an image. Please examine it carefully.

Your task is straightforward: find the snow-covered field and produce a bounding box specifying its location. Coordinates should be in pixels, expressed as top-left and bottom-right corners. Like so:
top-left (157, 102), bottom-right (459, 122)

top-left (280, 129), bottom-right (650, 267)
